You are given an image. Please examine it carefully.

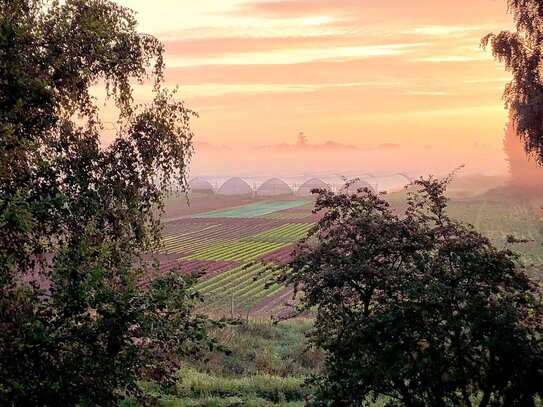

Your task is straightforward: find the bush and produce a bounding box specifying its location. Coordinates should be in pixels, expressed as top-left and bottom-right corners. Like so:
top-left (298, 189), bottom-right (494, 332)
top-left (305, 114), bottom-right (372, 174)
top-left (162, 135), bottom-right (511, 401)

top-left (280, 176), bottom-right (543, 406)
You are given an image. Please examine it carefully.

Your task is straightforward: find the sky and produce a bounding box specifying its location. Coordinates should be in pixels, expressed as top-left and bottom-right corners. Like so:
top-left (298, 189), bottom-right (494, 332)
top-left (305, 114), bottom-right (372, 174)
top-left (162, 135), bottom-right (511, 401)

top-left (109, 0), bottom-right (515, 177)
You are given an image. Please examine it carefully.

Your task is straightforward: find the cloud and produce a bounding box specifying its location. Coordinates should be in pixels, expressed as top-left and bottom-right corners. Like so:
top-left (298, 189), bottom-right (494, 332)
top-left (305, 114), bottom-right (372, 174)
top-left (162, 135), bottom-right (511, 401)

top-left (236, 0), bottom-right (507, 25)
top-left (111, 0), bottom-right (513, 163)
top-left (163, 35), bottom-right (425, 60)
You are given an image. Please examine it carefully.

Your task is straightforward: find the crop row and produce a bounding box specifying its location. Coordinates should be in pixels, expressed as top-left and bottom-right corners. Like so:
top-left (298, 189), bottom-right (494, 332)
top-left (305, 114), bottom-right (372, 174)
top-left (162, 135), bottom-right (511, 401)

top-left (160, 221), bottom-right (276, 254)
top-left (191, 247), bottom-right (293, 313)
top-left (258, 211), bottom-right (313, 220)
top-left (177, 259), bottom-right (240, 277)
top-left (194, 251), bottom-right (289, 294)
top-left (182, 241), bottom-right (286, 262)
top-left (246, 223), bottom-right (312, 243)
top-left (200, 265), bottom-right (285, 313)
top-left (195, 200), bottom-right (309, 219)
top-left (159, 212), bottom-right (316, 313)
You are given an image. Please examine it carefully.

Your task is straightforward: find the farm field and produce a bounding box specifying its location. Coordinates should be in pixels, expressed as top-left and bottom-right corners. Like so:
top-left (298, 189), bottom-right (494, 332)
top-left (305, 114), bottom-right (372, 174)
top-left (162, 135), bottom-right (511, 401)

top-left (157, 180), bottom-right (543, 316)
top-left (158, 195), bottom-right (318, 316)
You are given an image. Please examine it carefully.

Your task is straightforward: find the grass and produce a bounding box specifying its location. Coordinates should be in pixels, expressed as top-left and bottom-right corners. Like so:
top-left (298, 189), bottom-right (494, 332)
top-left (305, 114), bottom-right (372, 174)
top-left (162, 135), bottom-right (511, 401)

top-left (174, 369), bottom-right (305, 403)
top-left (126, 319), bottom-right (321, 407)
top-left (387, 184), bottom-right (543, 273)
top-left (194, 319), bottom-right (321, 377)
top-left (159, 395), bottom-right (304, 407)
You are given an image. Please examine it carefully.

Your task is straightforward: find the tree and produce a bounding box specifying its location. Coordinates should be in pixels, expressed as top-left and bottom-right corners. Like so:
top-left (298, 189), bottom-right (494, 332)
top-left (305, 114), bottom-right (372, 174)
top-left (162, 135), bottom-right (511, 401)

top-left (0, 1), bottom-right (210, 405)
top-left (482, 0), bottom-right (543, 164)
top-left (279, 178), bottom-right (543, 406)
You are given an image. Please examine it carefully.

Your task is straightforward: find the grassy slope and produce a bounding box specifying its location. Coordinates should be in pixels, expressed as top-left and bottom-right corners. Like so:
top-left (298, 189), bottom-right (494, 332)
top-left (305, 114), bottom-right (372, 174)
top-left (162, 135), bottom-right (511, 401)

top-left (130, 319), bottom-right (321, 407)
top-left (387, 176), bottom-right (543, 280)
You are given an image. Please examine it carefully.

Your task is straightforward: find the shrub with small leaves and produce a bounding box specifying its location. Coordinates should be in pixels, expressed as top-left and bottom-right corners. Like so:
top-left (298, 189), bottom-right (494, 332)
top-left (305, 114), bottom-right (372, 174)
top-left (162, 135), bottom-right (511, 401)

top-left (280, 175), bottom-right (543, 406)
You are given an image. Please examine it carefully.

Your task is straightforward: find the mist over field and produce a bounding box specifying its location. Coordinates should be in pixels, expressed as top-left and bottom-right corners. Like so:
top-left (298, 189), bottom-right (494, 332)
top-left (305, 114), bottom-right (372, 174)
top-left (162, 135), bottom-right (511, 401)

top-left (189, 137), bottom-right (508, 179)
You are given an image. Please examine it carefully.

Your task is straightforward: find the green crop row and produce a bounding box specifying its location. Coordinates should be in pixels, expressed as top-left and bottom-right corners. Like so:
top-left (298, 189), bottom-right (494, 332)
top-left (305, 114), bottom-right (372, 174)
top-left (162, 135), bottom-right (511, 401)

top-left (182, 241), bottom-right (286, 262)
top-left (195, 262), bottom-right (265, 293)
top-left (196, 200), bottom-right (310, 219)
top-left (258, 212), bottom-right (313, 220)
top-left (201, 265), bottom-right (285, 313)
top-left (205, 281), bottom-right (285, 314)
top-left (201, 264), bottom-right (272, 298)
top-left (246, 223), bottom-right (312, 242)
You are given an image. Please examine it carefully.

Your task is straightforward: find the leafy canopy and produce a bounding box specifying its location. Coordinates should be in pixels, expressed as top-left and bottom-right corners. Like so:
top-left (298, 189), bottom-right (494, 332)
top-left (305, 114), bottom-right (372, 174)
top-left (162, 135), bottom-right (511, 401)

top-left (0, 0), bottom-right (209, 405)
top-left (280, 178), bottom-right (543, 406)
top-left (482, 0), bottom-right (543, 164)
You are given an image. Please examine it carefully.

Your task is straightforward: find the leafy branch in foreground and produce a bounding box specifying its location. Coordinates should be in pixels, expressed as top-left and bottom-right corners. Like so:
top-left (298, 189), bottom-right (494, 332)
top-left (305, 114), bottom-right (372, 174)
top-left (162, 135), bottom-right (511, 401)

top-left (0, 0), bottom-right (209, 405)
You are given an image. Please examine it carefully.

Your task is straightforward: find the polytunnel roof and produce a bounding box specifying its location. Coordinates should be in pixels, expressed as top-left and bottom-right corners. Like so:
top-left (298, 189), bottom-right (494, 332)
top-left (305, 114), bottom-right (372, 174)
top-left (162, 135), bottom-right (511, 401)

top-left (256, 177), bottom-right (293, 196)
top-left (296, 178), bottom-right (331, 196)
top-left (217, 177), bottom-right (253, 196)
top-left (188, 177), bottom-right (215, 193)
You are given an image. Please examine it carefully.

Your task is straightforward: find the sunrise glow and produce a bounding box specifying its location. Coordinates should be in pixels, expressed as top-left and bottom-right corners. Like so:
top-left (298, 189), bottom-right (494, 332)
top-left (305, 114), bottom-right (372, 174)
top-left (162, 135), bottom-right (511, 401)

top-left (110, 0), bottom-right (515, 176)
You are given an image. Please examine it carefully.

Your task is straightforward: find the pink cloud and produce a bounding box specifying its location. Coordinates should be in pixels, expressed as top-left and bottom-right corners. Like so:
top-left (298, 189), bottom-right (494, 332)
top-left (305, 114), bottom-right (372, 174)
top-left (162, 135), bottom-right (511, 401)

top-left (237, 0), bottom-right (508, 25)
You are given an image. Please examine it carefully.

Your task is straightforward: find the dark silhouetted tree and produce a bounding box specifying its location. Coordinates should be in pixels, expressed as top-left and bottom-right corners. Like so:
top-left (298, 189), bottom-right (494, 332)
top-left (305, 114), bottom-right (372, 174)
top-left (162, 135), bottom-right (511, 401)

top-left (0, 1), bottom-right (210, 405)
top-left (483, 0), bottom-right (543, 164)
top-left (280, 179), bottom-right (543, 406)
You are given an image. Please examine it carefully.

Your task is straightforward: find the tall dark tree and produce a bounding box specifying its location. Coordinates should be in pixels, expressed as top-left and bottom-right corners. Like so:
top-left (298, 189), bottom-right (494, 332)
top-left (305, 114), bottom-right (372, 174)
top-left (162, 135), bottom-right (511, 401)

top-left (482, 0), bottom-right (543, 164)
top-left (280, 179), bottom-right (543, 406)
top-left (0, 1), bottom-right (209, 405)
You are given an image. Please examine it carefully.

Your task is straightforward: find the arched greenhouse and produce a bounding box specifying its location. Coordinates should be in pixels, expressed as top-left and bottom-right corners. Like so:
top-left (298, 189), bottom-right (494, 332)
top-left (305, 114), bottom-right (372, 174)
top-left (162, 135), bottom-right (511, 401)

top-left (217, 177), bottom-right (254, 196)
top-left (296, 178), bottom-right (331, 196)
top-left (256, 178), bottom-right (293, 196)
top-left (341, 178), bottom-right (375, 194)
top-left (188, 177), bottom-right (215, 194)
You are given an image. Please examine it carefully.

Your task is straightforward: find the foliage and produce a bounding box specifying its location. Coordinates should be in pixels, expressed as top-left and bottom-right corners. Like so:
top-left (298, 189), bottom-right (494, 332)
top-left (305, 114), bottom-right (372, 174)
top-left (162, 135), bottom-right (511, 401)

top-left (187, 319), bottom-right (322, 378)
top-left (280, 177), bottom-right (543, 406)
top-left (124, 319), bottom-right (321, 407)
top-left (174, 367), bottom-right (305, 403)
top-left (482, 0), bottom-right (543, 164)
top-left (0, 0), bottom-right (208, 405)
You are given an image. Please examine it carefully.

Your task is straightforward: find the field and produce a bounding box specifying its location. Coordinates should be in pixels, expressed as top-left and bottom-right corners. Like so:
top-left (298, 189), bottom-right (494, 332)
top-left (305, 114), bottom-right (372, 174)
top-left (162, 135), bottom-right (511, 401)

top-left (157, 178), bottom-right (543, 317)
top-left (158, 196), bottom-right (319, 316)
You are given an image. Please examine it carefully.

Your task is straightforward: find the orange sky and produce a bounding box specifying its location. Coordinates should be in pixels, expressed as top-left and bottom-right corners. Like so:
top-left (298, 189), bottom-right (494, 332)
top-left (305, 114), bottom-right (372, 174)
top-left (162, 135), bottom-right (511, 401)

top-left (109, 0), bottom-right (515, 177)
